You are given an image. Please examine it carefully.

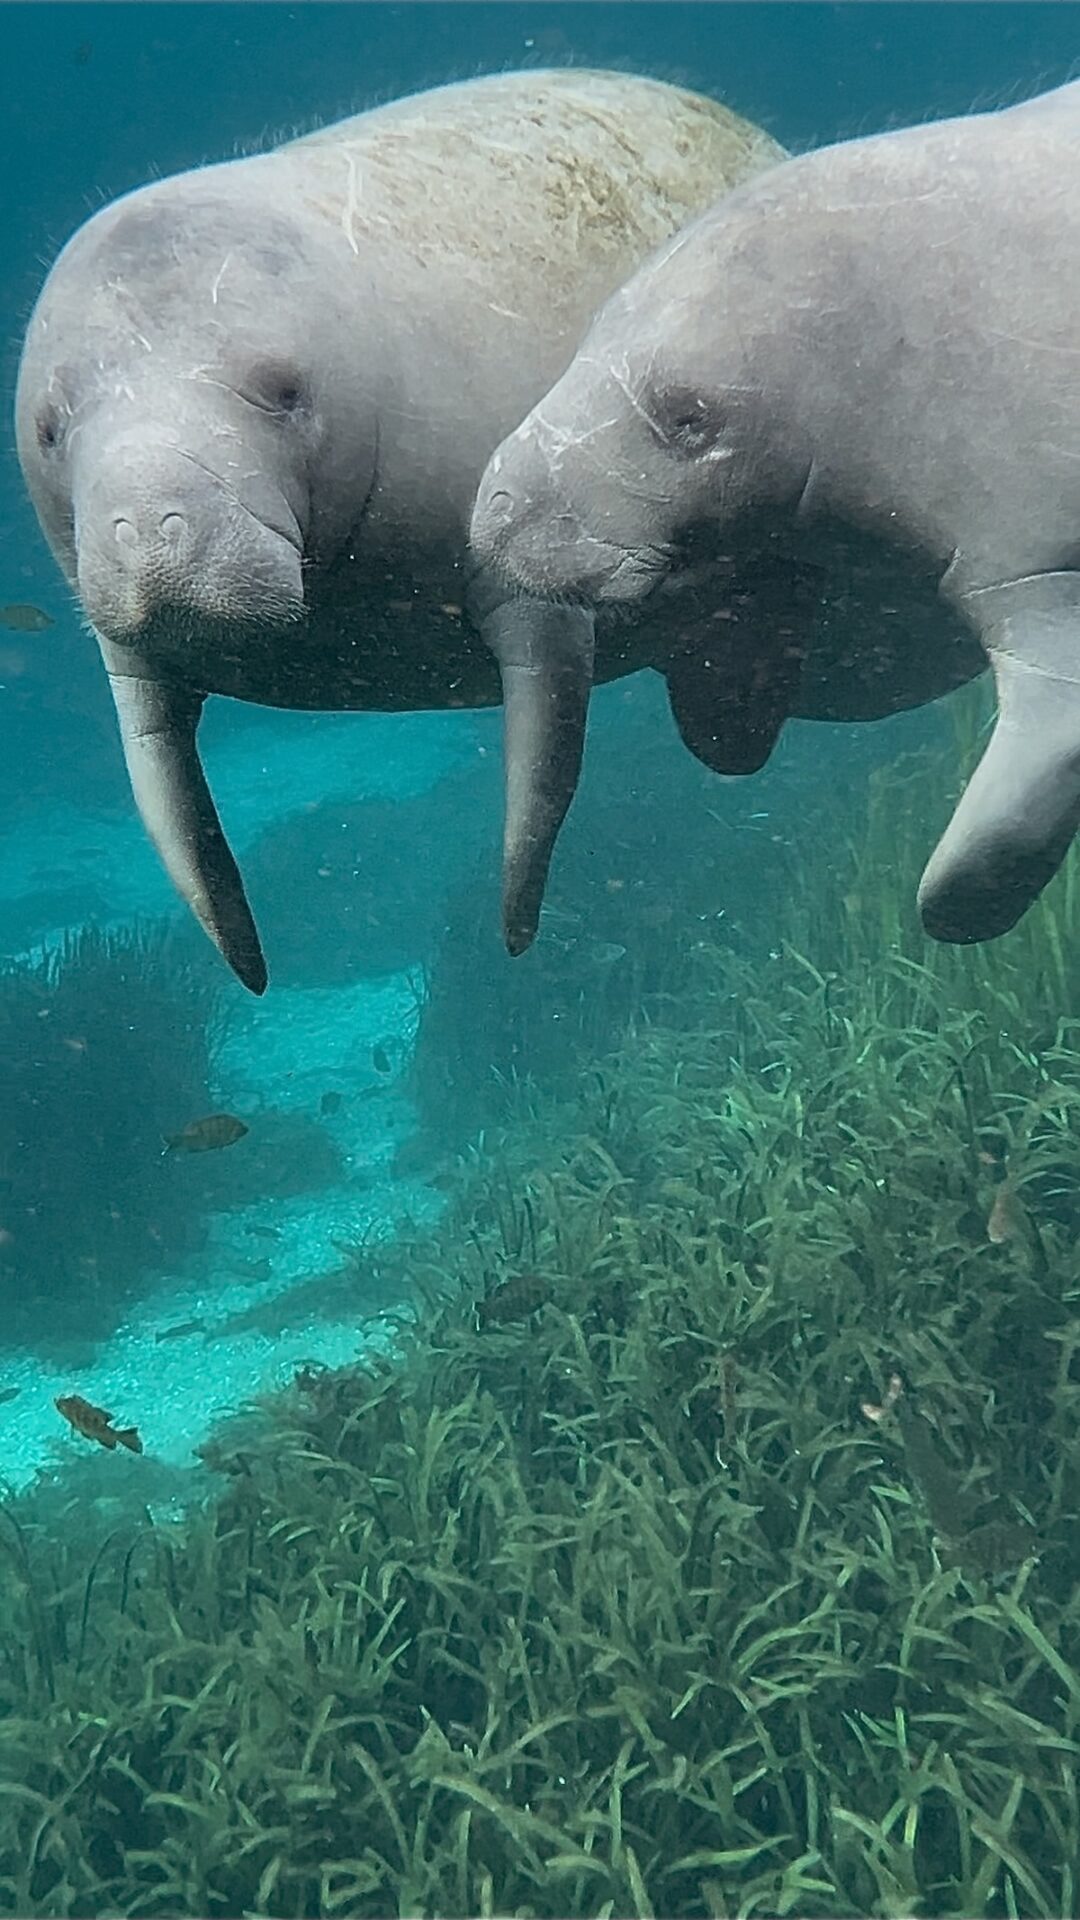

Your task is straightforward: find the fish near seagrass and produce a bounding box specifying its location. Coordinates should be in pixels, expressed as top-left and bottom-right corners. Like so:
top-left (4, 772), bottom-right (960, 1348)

top-left (987, 1176), bottom-right (1025, 1246)
top-left (15, 70), bottom-right (785, 993)
top-left (55, 1393), bottom-right (142, 1453)
top-left (474, 1272), bottom-right (548, 1328)
top-left (162, 1112), bottom-right (249, 1155)
top-left (861, 1374), bottom-right (1035, 1574)
top-left (472, 80), bottom-right (1080, 949)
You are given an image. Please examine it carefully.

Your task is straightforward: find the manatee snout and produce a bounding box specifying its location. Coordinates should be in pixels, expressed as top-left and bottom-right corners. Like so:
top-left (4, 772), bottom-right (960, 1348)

top-left (74, 432), bottom-right (305, 645)
top-left (472, 411), bottom-right (673, 606)
top-left (471, 434), bottom-right (596, 599)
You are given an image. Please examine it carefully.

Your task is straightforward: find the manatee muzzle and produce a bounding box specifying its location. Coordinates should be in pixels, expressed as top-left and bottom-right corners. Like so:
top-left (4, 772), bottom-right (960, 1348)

top-left (74, 436), bottom-right (305, 647)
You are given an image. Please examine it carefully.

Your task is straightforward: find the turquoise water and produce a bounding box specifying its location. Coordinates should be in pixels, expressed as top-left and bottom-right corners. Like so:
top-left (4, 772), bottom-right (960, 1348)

top-left (2, 10), bottom-right (1080, 1915)
top-left (4, 0), bottom-right (1048, 1483)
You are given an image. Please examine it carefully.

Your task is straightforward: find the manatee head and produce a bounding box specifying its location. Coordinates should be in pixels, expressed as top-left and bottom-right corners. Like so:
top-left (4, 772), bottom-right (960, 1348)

top-left (470, 249), bottom-right (802, 606)
top-left (15, 169), bottom-right (376, 668)
top-left (15, 166), bottom-right (384, 998)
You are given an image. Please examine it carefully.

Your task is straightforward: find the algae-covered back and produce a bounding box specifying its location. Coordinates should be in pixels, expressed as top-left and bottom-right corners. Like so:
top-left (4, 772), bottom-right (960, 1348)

top-left (291, 68), bottom-right (786, 290)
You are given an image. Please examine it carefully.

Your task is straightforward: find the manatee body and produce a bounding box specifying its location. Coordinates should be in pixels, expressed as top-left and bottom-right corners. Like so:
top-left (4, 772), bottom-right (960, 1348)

top-left (15, 70), bottom-right (782, 992)
top-left (472, 80), bottom-right (1080, 949)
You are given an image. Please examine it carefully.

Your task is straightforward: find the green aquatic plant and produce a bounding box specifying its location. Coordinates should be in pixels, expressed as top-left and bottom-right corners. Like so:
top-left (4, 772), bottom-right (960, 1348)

top-left (0, 922), bottom-right (223, 1348)
top-left (2, 684), bottom-right (1080, 1915)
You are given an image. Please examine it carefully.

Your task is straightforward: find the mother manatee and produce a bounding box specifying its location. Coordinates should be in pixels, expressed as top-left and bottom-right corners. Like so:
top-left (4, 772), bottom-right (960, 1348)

top-left (15, 69), bottom-right (782, 992)
top-left (471, 80), bottom-right (1080, 951)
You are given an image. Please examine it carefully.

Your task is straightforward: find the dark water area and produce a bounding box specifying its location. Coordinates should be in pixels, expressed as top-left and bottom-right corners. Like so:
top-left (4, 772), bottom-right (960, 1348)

top-left (2, 8), bottom-right (1080, 1917)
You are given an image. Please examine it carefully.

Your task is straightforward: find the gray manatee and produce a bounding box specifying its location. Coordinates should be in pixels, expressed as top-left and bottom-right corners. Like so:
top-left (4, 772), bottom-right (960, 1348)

top-left (15, 69), bottom-right (782, 991)
top-left (472, 79), bottom-right (1080, 949)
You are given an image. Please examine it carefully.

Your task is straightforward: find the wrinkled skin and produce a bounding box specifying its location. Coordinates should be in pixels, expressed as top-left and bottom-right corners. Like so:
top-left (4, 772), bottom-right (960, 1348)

top-left (16, 69), bottom-right (784, 990)
top-left (472, 80), bottom-right (1080, 949)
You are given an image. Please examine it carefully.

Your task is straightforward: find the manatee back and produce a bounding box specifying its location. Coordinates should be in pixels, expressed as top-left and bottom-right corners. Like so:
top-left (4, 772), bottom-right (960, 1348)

top-left (286, 69), bottom-right (784, 325)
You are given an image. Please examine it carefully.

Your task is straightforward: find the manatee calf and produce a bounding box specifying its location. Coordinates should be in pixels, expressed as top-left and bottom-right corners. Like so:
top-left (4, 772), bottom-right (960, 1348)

top-left (15, 70), bottom-right (782, 991)
top-left (472, 80), bottom-right (1080, 948)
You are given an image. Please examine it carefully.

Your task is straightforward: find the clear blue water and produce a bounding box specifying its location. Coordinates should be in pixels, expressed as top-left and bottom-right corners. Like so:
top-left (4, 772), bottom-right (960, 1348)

top-left (2, 11), bottom-right (1080, 1914)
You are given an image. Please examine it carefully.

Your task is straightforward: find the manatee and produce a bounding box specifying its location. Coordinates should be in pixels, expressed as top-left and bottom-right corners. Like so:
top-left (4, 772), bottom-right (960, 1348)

top-left (472, 80), bottom-right (1080, 949)
top-left (15, 69), bottom-right (782, 991)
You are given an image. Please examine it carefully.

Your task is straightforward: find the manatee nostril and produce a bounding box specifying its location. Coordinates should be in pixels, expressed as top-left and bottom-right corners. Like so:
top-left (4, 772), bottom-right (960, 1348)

top-left (111, 512), bottom-right (188, 552)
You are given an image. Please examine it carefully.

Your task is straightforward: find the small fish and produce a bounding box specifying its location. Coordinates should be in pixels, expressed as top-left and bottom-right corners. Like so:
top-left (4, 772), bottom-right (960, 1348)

top-left (55, 1393), bottom-right (142, 1454)
top-left (246, 1223), bottom-right (281, 1242)
top-left (230, 1257), bottom-right (272, 1281)
top-left (371, 1044), bottom-right (392, 1075)
top-left (585, 939), bottom-right (627, 969)
top-left (154, 1318), bottom-right (206, 1344)
top-left (939, 1517), bottom-right (1039, 1577)
top-left (987, 1177), bottom-right (1025, 1245)
top-left (0, 603), bottom-right (53, 633)
top-left (474, 1272), bottom-right (548, 1328)
top-left (863, 1375), bottom-right (983, 1546)
top-left (0, 1385), bottom-right (21, 1406)
top-left (162, 1112), bottom-right (249, 1155)
top-left (319, 1090), bottom-right (343, 1117)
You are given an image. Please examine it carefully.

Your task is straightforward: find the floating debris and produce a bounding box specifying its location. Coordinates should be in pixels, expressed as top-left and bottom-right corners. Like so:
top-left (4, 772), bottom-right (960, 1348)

top-left (246, 1223), bottom-right (281, 1242)
top-left (0, 1385), bottom-right (21, 1406)
top-left (0, 602), bottom-right (53, 632)
top-left (371, 1044), bottom-right (393, 1076)
top-left (861, 1372), bottom-right (903, 1425)
top-left (55, 1393), bottom-right (142, 1454)
top-left (162, 1112), bottom-right (249, 1155)
top-left (319, 1090), bottom-right (343, 1117)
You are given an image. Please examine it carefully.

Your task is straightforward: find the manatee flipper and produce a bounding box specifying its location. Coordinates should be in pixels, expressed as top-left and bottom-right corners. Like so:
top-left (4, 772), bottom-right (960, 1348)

top-left (918, 574), bottom-right (1080, 942)
top-left (102, 648), bottom-right (268, 993)
top-left (663, 632), bottom-right (805, 776)
top-left (480, 596), bottom-right (595, 956)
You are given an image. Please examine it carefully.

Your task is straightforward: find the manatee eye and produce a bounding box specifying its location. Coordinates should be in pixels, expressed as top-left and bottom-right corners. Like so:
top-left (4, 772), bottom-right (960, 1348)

top-left (271, 379), bottom-right (304, 415)
top-left (242, 361), bottom-right (308, 418)
top-left (35, 405), bottom-right (64, 453)
top-left (648, 384), bottom-right (724, 458)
